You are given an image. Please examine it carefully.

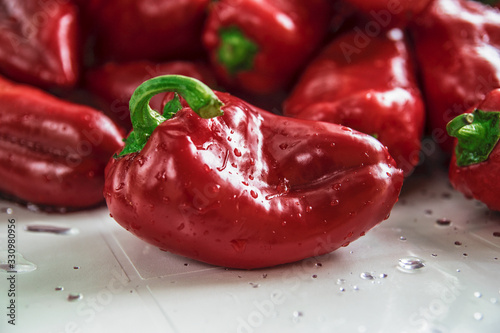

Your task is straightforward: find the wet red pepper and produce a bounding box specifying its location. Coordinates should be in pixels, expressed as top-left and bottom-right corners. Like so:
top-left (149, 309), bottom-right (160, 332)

top-left (0, 0), bottom-right (81, 89)
top-left (342, 0), bottom-right (434, 28)
top-left (409, 0), bottom-right (500, 152)
top-left (85, 61), bottom-right (216, 131)
top-left (283, 29), bottom-right (425, 176)
top-left (202, 0), bottom-right (333, 95)
top-left (0, 76), bottom-right (124, 211)
top-left (447, 88), bottom-right (500, 211)
top-left (84, 0), bottom-right (209, 63)
top-left (104, 75), bottom-right (404, 269)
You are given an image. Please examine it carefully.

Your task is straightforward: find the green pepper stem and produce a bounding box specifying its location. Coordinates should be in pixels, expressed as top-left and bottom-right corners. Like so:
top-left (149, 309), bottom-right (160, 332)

top-left (446, 109), bottom-right (500, 167)
top-left (117, 75), bottom-right (224, 156)
top-left (473, 0), bottom-right (500, 6)
top-left (217, 26), bottom-right (258, 75)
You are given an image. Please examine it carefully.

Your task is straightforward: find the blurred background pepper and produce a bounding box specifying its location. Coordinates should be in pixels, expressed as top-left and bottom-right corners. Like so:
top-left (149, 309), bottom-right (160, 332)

top-left (82, 0), bottom-right (210, 64)
top-left (0, 75), bottom-right (124, 211)
top-left (409, 0), bottom-right (500, 152)
top-left (0, 0), bottom-right (81, 89)
top-left (202, 0), bottom-right (334, 95)
top-left (447, 88), bottom-right (500, 211)
top-left (283, 28), bottom-right (425, 176)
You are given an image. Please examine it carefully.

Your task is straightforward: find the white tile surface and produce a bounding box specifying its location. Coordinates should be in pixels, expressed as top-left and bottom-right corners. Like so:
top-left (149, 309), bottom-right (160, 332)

top-left (1, 151), bottom-right (499, 333)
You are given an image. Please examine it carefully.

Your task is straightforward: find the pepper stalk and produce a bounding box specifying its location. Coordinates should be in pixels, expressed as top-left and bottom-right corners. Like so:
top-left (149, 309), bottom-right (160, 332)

top-left (217, 26), bottom-right (258, 75)
top-left (118, 75), bottom-right (224, 157)
top-left (446, 109), bottom-right (500, 166)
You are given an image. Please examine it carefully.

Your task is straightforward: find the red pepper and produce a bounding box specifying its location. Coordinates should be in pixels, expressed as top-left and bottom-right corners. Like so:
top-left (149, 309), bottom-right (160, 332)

top-left (0, 0), bottom-right (80, 89)
top-left (0, 76), bottom-right (124, 211)
top-left (409, 0), bottom-right (500, 152)
top-left (104, 75), bottom-right (403, 269)
top-left (85, 61), bottom-right (216, 131)
top-left (342, 0), bottom-right (434, 28)
top-left (283, 29), bottom-right (425, 176)
top-left (447, 88), bottom-right (500, 211)
top-left (202, 0), bottom-right (333, 95)
top-left (84, 0), bottom-right (209, 63)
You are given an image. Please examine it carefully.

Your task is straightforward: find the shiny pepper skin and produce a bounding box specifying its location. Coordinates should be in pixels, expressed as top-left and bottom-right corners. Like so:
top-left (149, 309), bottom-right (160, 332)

top-left (104, 77), bottom-right (404, 269)
top-left (0, 0), bottom-right (81, 89)
top-left (283, 29), bottom-right (425, 176)
top-left (0, 76), bottom-right (124, 210)
top-left (448, 89), bottom-right (500, 211)
top-left (409, 0), bottom-right (500, 152)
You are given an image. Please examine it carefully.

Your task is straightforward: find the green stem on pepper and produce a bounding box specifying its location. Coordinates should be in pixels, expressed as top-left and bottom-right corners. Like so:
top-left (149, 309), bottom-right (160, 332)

top-left (118, 75), bottom-right (224, 157)
top-left (217, 26), bottom-right (258, 75)
top-left (472, 0), bottom-right (500, 6)
top-left (446, 109), bottom-right (500, 166)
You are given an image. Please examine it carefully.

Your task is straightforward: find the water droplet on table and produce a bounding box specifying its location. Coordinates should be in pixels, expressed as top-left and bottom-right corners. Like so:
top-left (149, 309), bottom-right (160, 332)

top-left (0, 251), bottom-right (37, 273)
top-left (436, 218), bottom-right (451, 226)
top-left (67, 293), bottom-right (83, 302)
top-left (474, 292), bottom-right (482, 298)
top-left (0, 207), bottom-right (13, 214)
top-left (24, 224), bottom-right (79, 235)
top-left (292, 310), bottom-right (303, 323)
top-left (360, 272), bottom-right (374, 280)
top-left (473, 312), bottom-right (483, 321)
top-left (397, 257), bottom-right (425, 272)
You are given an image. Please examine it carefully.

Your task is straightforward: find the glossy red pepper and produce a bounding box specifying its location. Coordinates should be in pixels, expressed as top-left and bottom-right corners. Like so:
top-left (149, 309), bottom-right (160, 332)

top-left (0, 76), bottom-right (124, 211)
top-left (202, 0), bottom-right (333, 95)
top-left (85, 61), bottom-right (216, 131)
top-left (104, 75), bottom-right (404, 269)
top-left (447, 88), bottom-right (500, 211)
top-left (283, 29), bottom-right (425, 176)
top-left (409, 0), bottom-right (500, 152)
top-left (84, 0), bottom-right (209, 63)
top-left (0, 0), bottom-right (80, 89)
top-left (342, 0), bottom-right (434, 28)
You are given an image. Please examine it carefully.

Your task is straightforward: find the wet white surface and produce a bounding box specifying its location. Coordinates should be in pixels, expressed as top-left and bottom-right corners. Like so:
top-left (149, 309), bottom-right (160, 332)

top-left (0, 151), bottom-right (499, 333)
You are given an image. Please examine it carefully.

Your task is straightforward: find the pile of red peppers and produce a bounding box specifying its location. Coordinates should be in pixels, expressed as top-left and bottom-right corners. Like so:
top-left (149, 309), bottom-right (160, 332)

top-left (1, 0), bottom-right (500, 268)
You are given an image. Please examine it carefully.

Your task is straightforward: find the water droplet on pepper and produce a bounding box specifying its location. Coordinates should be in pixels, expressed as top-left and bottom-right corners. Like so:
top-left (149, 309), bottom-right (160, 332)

top-left (230, 239), bottom-right (247, 253)
top-left (330, 199), bottom-right (339, 206)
